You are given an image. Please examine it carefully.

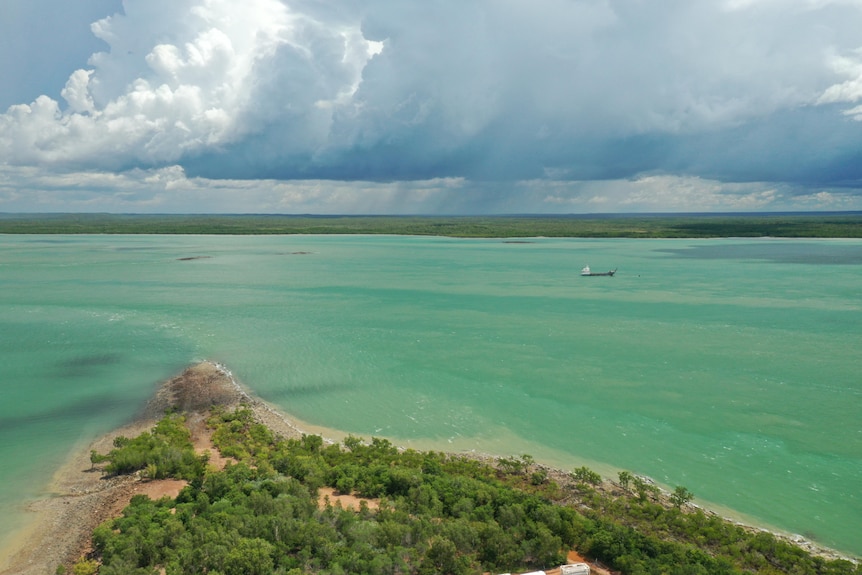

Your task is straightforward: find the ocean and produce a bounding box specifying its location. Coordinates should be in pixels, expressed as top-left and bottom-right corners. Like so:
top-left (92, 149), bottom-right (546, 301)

top-left (0, 234), bottom-right (860, 556)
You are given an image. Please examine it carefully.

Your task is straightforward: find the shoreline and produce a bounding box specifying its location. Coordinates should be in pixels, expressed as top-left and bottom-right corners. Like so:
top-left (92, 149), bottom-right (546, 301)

top-left (1, 362), bottom-right (856, 573)
top-left (0, 361), bottom-right (321, 575)
top-left (2, 213), bottom-right (861, 238)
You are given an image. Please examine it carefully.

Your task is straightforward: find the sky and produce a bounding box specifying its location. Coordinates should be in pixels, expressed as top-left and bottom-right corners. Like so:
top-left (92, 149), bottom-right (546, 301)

top-left (1, 0), bottom-right (862, 214)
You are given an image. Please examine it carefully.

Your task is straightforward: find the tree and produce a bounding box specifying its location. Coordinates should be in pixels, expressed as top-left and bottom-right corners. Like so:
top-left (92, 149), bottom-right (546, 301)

top-left (670, 485), bottom-right (694, 508)
top-left (531, 468), bottom-right (549, 485)
top-left (618, 470), bottom-right (633, 492)
top-left (89, 449), bottom-right (108, 471)
top-left (343, 435), bottom-right (364, 451)
top-left (420, 538), bottom-right (468, 575)
top-left (495, 453), bottom-right (536, 476)
top-left (224, 538), bottom-right (275, 575)
top-left (144, 463), bottom-right (158, 481)
top-left (71, 559), bottom-right (98, 575)
top-left (631, 476), bottom-right (658, 502)
top-left (572, 466), bottom-right (602, 486)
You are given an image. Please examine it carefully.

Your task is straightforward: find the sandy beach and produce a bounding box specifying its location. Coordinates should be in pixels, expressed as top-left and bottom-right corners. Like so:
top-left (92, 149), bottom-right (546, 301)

top-left (0, 361), bottom-right (308, 575)
top-left (0, 361), bottom-right (854, 574)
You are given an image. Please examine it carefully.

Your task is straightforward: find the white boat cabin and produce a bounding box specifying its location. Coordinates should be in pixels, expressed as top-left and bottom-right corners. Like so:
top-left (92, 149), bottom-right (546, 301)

top-left (561, 563), bottom-right (591, 575)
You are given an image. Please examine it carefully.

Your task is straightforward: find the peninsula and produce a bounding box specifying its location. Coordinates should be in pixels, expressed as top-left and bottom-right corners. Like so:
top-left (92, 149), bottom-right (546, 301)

top-left (1, 362), bottom-right (858, 575)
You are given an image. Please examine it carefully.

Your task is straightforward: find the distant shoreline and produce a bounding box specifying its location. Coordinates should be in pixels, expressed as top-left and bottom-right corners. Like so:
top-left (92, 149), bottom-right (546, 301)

top-left (1, 361), bottom-right (857, 574)
top-left (1, 212), bottom-right (861, 238)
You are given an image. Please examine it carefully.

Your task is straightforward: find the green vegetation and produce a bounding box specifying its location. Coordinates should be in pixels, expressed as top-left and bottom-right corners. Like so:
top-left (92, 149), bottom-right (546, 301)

top-left (83, 407), bottom-right (861, 574)
top-left (1, 212), bottom-right (861, 237)
top-left (571, 466), bottom-right (602, 486)
top-left (90, 413), bottom-right (206, 480)
top-left (670, 485), bottom-right (695, 509)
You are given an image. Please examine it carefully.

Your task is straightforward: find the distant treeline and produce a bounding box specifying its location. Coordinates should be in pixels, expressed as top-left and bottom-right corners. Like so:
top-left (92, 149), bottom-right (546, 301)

top-left (1, 212), bottom-right (861, 237)
top-left (74, 408), bottom-right (861, 575)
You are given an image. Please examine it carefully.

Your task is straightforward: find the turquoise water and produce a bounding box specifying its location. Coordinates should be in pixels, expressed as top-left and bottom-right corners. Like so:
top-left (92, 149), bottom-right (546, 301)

top-left (1, 235), bottom-right (860, 556)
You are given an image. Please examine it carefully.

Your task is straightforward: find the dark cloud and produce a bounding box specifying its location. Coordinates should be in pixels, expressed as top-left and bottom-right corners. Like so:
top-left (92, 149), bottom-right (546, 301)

top-left (663, 105), bottom-right (862, 187)
top-left (180, 0), bottom-right (862, 190)
top-left (2, 0), bottom-right (862, 212)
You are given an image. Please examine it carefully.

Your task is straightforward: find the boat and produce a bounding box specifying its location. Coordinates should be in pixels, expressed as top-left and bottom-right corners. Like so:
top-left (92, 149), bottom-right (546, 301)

top-left (581, 265), bottom-right (616, 277)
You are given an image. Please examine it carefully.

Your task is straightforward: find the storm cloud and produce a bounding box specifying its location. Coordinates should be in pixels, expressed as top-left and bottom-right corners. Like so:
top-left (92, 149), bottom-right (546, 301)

top-left (1, 0), bottom-right (861, 213)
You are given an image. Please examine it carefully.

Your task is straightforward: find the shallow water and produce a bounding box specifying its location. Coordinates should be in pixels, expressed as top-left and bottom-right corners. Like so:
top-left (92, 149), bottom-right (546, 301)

top-left (1, 234), bottom-right (860, 555)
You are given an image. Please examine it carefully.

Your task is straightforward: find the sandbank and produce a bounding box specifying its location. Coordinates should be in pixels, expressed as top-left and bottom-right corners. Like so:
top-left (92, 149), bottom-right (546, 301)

top-left (0, 361), bottom-right (308, 575)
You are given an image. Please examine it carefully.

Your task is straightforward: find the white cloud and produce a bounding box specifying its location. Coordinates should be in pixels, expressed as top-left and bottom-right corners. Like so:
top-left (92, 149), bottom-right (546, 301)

top-left (0, 164), bottom-right (472, 213)
top-left (525, 175), bottom-right (862, 213)
top-left (61, 70), bottom-right (96, 114)
top-left (841, 104), bottom-right (862, 120)
top-left (618, 176), bottom-right (780, 211)
top-left (0, 0), bottom-right (380, 169)
top-left (2, 163), bottom-right (860, 214)
top-left (818, 47), bottom-right (862, 118)
top-left (791, 189), bottom-right (862, 209)
top-left (1, 0), bottom-right (862, 213)
top-left (529, 176), bottom-right (783, 212)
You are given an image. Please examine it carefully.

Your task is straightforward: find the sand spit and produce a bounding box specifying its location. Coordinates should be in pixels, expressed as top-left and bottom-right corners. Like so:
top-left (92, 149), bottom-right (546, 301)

top-left (0, 361), bottom-right (306, 575)
top-left (0, 361), bottom-right (855, 574)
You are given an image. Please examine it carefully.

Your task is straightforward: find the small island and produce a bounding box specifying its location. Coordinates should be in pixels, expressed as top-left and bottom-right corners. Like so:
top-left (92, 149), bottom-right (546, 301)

top-left (1, 362), bottom-right (858, 575)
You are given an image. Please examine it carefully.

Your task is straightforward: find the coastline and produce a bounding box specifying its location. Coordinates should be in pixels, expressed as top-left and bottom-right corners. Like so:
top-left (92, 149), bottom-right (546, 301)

top-left (0, 361), bottom-right (279, 575)
top-left (0, 417), bottom-right (160, 574)
top-left (1, 362), bottom-right (856, 573)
